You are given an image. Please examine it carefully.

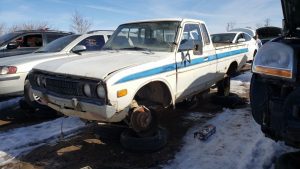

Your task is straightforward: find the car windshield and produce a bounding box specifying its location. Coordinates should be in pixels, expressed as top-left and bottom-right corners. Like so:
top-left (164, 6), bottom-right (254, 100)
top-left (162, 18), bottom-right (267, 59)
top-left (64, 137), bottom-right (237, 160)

top-left (0, 32), bottom-right (22, 45)
top-left (211, 33), bottom-right (236, 43)
top-left (35, 34), bottom-right (80, 53)
top-left (103, 21), bottom-right (180, 52)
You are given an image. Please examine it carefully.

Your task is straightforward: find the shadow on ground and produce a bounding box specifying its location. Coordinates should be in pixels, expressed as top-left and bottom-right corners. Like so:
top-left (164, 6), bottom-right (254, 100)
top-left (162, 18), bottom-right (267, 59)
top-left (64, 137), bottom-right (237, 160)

top-left (0, 98), bottom-right (60, 131)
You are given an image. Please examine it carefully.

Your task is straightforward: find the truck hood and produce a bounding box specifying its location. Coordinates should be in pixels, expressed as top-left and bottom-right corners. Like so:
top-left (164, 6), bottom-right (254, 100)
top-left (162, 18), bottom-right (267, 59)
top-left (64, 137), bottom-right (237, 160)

top-left (0, 52), bottom-right (64, 67)
top-left (282, 0), bottom-right (300, 35)
top-left (33, 50), bottom-right (170, 80)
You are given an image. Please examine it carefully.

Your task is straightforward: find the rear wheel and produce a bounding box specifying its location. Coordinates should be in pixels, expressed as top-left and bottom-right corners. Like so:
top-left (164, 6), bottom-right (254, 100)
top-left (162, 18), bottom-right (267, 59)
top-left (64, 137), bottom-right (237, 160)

top-left (217, 76), bottom-right (230, 96)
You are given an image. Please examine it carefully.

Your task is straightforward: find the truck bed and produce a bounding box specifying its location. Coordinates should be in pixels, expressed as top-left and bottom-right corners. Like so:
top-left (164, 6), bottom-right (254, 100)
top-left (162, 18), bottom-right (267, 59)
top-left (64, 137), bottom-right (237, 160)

top-left (213, 42), bottom-right (247, 51)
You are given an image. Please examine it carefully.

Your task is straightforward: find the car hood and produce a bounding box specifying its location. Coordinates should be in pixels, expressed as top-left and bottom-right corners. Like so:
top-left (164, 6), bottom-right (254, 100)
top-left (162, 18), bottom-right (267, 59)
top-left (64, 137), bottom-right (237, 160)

top-left (282, 0), bottom-right (300, 35)
top-left (33, 50), bottom-right (170, 80)
top-left (0, 52), bottom-right (65, 67)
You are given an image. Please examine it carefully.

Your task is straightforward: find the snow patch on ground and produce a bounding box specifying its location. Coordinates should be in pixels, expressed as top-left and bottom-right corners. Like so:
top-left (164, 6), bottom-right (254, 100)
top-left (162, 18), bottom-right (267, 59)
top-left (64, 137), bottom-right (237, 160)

top-left (230, 72), bottom-right (252, 95)
top-left (0, 97), bottom-right (22, 111)
top-left (164, 71), bottom-right (293, 169)
top-left (0, 117), bottom-right (85, 166)
top-left (164, 108), bottom-right (292, 169)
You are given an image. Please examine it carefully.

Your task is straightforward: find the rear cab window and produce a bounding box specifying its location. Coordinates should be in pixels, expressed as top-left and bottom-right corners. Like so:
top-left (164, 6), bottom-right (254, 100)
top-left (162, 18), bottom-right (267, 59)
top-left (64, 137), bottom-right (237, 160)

top-left (200, 24), bottom-right (211, 45)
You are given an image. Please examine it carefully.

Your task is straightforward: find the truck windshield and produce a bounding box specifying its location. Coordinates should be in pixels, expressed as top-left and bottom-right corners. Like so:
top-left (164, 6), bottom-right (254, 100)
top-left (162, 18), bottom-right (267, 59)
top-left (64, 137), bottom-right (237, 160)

top-left (103, 21), bottom-right (180, 52)
top-left (0, 32), bottom-right (22, 46)
top-left (35, 34), bottom-right (80, 53)
top-left (211, 33), bottom-right (236, 43)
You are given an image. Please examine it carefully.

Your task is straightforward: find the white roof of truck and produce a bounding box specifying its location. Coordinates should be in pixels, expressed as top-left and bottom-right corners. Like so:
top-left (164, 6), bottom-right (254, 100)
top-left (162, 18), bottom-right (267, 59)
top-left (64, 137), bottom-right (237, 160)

top-left (124, 18), bottom-right (205, 24)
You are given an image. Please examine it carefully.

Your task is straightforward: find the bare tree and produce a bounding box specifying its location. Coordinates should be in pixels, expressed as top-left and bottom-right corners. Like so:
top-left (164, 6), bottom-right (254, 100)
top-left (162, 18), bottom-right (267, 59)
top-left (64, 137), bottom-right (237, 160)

top-left (226, 22), bottom-right (236, 31)
top-left (7, 22), bottom-right (51, 33)
top-left (255, 23), bottom-right (263, 29)
top-left (264, 18), bottom-right (271, 27)
top-left (0, 23), bottom-right (5, 36)
top-left (70, 10), bottom-right (92, 34)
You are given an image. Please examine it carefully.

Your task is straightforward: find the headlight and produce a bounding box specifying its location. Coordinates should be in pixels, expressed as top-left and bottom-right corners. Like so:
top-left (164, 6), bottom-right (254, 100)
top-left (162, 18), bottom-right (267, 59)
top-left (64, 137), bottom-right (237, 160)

top-left (96, 85), bottom-right (105, 98)
top-left (36, 76), bottom-right (41, 86)
top-left (0, 66), bottom-right (17, 75)
top-left (83, 83), bottom-right (92, 97)
top-left (252, 42), bottom-right (294, 79)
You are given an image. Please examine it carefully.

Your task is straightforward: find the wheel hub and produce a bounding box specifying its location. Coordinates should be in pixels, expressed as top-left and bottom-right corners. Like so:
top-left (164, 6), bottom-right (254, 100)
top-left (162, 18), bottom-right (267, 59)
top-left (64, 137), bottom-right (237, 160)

top-left (130, 106), bottom-right (152, 132)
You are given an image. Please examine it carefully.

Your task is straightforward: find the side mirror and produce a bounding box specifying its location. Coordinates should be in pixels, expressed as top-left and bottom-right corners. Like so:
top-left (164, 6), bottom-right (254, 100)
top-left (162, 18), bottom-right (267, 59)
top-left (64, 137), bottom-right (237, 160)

top-left (72, 45), bottom-right (86, 54)
top-left (7, 42), bottom-right (18, 50)
top-left (237, 38), bottom-right (246, 43)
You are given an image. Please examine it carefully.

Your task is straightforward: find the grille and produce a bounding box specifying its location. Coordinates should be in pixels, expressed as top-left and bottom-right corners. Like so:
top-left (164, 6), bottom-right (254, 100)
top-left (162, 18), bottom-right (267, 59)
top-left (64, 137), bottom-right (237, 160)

top-left (45, 77), bottom-right (80, 96)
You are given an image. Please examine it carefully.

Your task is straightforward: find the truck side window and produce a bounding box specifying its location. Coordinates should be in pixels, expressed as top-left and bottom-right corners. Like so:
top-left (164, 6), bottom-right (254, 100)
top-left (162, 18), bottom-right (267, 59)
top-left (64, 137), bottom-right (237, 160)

top-left (11, 34), bottom-right (43, 48)
top-left (178, 24), bottom-right (203, 54)
top-left (77, 35), bottom-right (105, 51)
top-left (236, 33), bottom-right (244, 42)
top-left (243, 33), bottom-right (251, 41)
top-left (200, 24), bottom-right (210, 45)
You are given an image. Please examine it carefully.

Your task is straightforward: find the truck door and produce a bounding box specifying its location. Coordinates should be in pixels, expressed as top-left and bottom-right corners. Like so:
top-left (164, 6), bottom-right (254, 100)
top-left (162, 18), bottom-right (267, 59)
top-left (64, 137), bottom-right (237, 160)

top-left (175, 23), bottom-right (216, 100)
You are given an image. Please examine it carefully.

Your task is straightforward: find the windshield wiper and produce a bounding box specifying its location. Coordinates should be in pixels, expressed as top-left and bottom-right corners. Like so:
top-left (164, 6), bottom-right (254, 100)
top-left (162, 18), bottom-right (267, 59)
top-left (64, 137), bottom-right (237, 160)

top-left (120, 47), bottom-right (152, 52)
top-left (35, 51), bottom-right (48, 53)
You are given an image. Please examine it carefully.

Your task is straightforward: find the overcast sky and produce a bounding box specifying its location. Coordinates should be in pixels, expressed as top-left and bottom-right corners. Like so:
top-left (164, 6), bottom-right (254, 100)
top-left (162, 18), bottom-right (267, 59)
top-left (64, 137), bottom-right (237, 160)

top-left (0, 0), bottom-right (283, 33)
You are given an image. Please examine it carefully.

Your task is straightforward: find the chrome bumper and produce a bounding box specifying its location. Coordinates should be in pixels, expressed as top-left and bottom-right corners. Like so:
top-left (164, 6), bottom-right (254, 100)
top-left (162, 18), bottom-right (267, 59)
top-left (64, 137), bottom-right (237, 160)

top-left (32, 89), bottom-right (128, 122)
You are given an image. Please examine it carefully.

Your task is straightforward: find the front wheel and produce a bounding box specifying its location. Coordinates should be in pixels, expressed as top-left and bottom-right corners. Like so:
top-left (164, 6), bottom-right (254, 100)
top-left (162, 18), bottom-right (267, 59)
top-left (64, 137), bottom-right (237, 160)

top-left (217, 77), bottom-right (230, 96)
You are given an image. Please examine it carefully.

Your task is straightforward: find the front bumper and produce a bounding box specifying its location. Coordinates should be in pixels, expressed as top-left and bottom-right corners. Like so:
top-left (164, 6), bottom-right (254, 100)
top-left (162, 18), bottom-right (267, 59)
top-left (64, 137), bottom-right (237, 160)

top-left (250, 74), bottom-right (300, 147)
top-left (32, 89), bottom-right (128, 122)
top-left (0, 73), bottom-right (27, 96)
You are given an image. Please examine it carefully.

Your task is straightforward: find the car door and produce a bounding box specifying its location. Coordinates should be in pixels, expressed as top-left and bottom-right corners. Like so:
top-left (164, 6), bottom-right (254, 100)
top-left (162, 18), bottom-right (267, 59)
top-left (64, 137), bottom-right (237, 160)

top-left (3, 33), bottom-right (43, 57)
top-left (175, 23), bottom-right (216, 100)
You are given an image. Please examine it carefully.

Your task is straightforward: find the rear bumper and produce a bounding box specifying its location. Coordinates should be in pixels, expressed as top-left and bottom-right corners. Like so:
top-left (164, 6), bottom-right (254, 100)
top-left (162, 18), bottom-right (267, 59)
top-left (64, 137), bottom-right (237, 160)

top-left (32, 89), bottom-right (127, 122)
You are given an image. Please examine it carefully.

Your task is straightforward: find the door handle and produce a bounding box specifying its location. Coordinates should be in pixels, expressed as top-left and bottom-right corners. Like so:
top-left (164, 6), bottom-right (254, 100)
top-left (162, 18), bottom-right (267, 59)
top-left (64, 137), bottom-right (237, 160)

top-left (204, 57), bottom-right (209, 61)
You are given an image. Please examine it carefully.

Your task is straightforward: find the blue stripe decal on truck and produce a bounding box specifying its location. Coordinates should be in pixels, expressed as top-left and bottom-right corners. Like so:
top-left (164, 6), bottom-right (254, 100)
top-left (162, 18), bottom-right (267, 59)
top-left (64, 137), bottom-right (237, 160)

top-left (114, 48), bottom-right (248, 84)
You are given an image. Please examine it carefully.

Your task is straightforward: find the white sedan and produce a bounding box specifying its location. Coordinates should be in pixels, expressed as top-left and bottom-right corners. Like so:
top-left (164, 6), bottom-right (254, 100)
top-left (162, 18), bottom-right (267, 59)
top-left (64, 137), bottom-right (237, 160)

top-left (0, 30), bottom-right (113, 107)
top-left (211, 32), bottom-right (258, 61)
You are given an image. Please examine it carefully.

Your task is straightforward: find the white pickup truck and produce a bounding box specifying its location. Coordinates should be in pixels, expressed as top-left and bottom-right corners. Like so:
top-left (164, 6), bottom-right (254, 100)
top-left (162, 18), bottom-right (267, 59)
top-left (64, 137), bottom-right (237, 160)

top-left (29, 18), bottom-right (249, 133)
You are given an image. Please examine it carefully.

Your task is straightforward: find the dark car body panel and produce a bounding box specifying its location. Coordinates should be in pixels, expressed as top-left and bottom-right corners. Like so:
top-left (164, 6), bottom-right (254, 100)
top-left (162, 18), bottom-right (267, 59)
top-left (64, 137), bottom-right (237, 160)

top-left (281, 0), bottom-right (300, 36)
top-left (250, 0), bottom-right (300, 148)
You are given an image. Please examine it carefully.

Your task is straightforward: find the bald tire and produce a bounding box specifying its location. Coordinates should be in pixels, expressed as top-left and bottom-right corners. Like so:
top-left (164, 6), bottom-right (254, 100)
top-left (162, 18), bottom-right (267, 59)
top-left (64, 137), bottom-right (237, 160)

top-left (217, 77), bottom-right (231, 97)
top-left (120, 127), bottom-right (168, 153)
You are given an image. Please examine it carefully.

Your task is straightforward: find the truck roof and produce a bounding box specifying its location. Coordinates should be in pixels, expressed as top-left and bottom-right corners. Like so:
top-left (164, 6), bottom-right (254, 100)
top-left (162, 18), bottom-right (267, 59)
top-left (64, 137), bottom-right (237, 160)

top-left (123, 18), bottom-right (205, 24)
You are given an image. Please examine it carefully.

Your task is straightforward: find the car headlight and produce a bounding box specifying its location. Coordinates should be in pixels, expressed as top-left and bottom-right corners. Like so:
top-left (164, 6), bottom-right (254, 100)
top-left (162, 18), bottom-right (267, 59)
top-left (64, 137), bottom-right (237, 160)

top-left (252, 42), bottom-right (294, 79)
top-left (83, 83), bottom-right (92, 97)
top-left (36, 76), bottom-right (41, 86)
top-left (96, 85), bottom-right (105, 98)
top-left (0, 66), bottom-right (17, 75)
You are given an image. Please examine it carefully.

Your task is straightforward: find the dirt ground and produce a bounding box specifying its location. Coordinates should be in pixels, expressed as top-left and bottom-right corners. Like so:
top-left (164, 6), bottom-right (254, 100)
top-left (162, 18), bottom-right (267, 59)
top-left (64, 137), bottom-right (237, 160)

top-left (0, 91), bottom-right (247, 169)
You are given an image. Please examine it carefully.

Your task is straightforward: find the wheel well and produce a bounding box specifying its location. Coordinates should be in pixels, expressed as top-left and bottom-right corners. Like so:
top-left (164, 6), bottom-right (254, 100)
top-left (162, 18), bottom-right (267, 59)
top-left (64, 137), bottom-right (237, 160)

top-left (134, 81), bottom-right (172, 107)
top-left (226, 61), bottom-right (238, 76)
